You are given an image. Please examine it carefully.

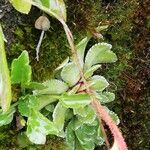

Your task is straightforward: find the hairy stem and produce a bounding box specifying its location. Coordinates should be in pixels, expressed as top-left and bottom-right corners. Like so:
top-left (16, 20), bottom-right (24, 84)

top-left (24, 1), bottom-right (127, 149)
top-left (61, 21), bottom-right (112, 149)
top-left (61, 20), bottom-right (128, 150)
top-left (91, 99), bottom-right (128, 150)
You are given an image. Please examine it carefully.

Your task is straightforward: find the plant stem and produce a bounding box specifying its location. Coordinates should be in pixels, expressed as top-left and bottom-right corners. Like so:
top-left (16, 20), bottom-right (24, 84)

top-left (36, 30), bottom-right (45, 61)
top-left (61, 21), bottom-right (128, 150)
top-left (24, 1), bottom-right (127, 149)
top-left (61, 21), bottom-right (111, 149)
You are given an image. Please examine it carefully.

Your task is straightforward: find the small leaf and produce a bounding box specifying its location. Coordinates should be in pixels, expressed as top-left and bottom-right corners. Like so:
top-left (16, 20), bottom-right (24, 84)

top-left (79, 75), bottom-right (109, 92)
top-left (76, 37), bottom-right (90, 67)
top-left (18, 95), bottom-right (38, 117)
top-left (84, 43), bottom-right (117, 70)
top-left (34, 79), bottom-right (68, 95)
top-left (60, 93), bottom-right (91, 108)
top-left (75, 124), bottom-right (98, 149)
top-left (55, 57), bottom-right (69, 71)
top-left (96, 92), bottom-right (115, 104)
top-left (77, 106), bottom-right (96, 125)
top-left (61, 62), bottom-right (80, 87)
top-left (65, 120), bottom-right (75, 150)
top-left (68, 84), bottom-right (80, 95)
top-left (89, 75), bottom-right (109, 91)
top-left (105, 107), bottom-right (120, 125)
top-left (84, 64), bottom-right (101, 79)
top-left (11, 50), bottom-right (32, 86)
top-left (24, 82), bottom-right (46, 90)
top-left (26, 110), bottom-right (58, 144)
top-left (0, 25), bottom-right (12, 111)
top-left (53, 102), bottom-right (66, 131)
top-left (34, 0), bottom-right (67, 21)
top-left (45, 104), bottom-right (54, 112)
top-left (0, 106), bottom-right (16, 126)
top-left (10, 0), bottom-right (32, 14)
top-left (36, 95), bottom-right (57, 110)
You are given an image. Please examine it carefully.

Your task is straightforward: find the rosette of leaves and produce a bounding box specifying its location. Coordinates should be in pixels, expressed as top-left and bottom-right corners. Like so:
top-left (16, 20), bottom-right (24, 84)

top-left (15, 37), bottom-right (119, 148)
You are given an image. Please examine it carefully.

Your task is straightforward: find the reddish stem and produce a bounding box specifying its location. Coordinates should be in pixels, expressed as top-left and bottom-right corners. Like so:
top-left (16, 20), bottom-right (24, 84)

top-left (91, 99), bottom-right (128, 150)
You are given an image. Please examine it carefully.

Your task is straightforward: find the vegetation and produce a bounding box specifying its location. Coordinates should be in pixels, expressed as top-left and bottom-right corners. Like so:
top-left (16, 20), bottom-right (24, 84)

top-left (0, 1), bottom-right (149, 149)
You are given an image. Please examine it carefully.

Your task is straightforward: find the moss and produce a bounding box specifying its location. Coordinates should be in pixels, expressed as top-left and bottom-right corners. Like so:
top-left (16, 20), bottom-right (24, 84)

top-left (1, 0), bottom-right (149, 149)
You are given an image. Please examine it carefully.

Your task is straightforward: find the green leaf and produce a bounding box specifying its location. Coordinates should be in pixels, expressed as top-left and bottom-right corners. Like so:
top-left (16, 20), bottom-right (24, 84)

top-left (105, 107), bottom-right (120, 125)
top-left (26, 110), bottom-right (58, 144)
top-left (0, 25), bottom-right (12, 111)
top-left (55, 57), bottom-right (69, 71)
top-left (60, 93), bottom-right (91, 108)
top-left (11, 50), bottom-right (32, 86)
top-left (68, 84), bottom-right (80, 95)
top-left (75, 124), bottom-right (98, 150)
top-left (61, 62), bottom-right (80, 87)
top-left (65, 120), bottom-right (75, 150)
top-left (89, 75), bottom-right (109, 91)
top-left (76, 37), bottom-right (90, 67)
top-left (36, 95), bottom-right (57, 110)
top-left (24, 82), bottom-right (46, 90)
top-left (77, 106), bottom-right (96, 125)
top-left (84, 43), bottom-right (117, 70)
top-left (53, 102), bottom-right (66, 132)
top-left (34, 0), bottom-right (67, 21)
top-left (10, 0), bottom-right (32, 14)
top-left (84, 64), bottom-right (101, 79)
top-left (0, 106), bottom-right (16, 126)
top-left (18, 95), bottom-right (38, 117)
top-left (96, 92), bottom-right (115, 104)
top-left (33, 79), bottom-right (68, 95)
top-left (79, 75), bottom-right (109, 92)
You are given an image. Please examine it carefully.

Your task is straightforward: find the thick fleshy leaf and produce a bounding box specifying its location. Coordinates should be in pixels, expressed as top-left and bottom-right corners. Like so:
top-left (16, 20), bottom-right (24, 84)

top-left (24, 82), bottom-right (46, 90)
top-left (0, 106), bottom-right (16, 126)
top-left (10, 0), bottom-right (32, 14)
top-left (0, 25), bottom-right (12, 111)
top-left (77, 106), bottom-right (96, 124)
top-left (76, 37), bottom-right (90, 67)
top-left (84, 64), bottom-right (101, 79)
top-left (89, 75), bottom-right (109, 91)
top-left (105, 107), bottom-right (120, 125)
top-left (33, 0), bottom-right (66, 21)
top-left (11, 50), bottom-right (32, 86)
top-left (53, 102), bottom-right (66, 131)
top-left (84, 43), bottom-right (117, 70)
top-left (68, 84), bottom-right (80, 95)
top-left (55, 57), bottom-right (69, 71)
top-left (96, 92), bottom-right (115, 104)
top-left (34, 79), bottom-right (68, 95)
top-left (18, 95), bottom-right (38, 117)
top-left (61, 62), bottom-right (80, 87)
top-left (36, 95), bottom-right (57, 110)
top-left (66, 120), bottom-right (75, 150)
top-left (80, 75), bottom-right (109, 92)
top-left (75, 124), bottom-right (98, 149)
top-left (26, 110), bottom-right (58, 144)
top-left (60, 93), bottom-right (91, 108)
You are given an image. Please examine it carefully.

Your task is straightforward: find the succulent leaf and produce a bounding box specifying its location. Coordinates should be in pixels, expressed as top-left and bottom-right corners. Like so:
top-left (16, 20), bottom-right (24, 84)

top-left (26, 110), bottom-right (58, 144)
top-left (34, 79), bottom-right (68, 95)
top-left (84, 43), bottom-right (117, 70)
top-left (61, 62), bottom-right (80, 87)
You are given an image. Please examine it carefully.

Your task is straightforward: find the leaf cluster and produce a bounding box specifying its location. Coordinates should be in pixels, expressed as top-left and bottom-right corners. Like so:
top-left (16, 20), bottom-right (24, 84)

top-left (0, 0), bottom-right (120, 149)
